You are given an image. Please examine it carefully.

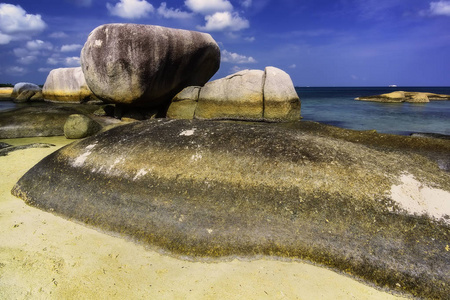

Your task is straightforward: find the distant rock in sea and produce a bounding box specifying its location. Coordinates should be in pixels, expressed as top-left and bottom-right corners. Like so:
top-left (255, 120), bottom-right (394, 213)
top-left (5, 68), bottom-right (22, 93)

top-left (81, 23), bottom-right (220, 108)
top-left (355, 91), bottom-right (450, 103)
top-left (11, 82), bottom-right (43, 103)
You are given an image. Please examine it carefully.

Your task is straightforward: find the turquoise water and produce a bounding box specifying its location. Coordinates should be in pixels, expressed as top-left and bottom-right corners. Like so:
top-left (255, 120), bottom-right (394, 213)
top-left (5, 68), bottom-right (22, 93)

top-left (1, 87), bottom-right (449, 136)
top-left (297, 87), bottom-right (450, 136)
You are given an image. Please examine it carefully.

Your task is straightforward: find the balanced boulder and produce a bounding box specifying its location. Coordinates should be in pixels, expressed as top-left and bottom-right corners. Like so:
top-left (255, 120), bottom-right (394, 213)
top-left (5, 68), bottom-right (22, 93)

top-left (43, 67), bottom-right (97, 103)
top-left (81, 23), bottom-right (220, 107)
top-left (170, 67), bottom-right (300, 122)
top-left (11, 82), bottom-right (43, 103)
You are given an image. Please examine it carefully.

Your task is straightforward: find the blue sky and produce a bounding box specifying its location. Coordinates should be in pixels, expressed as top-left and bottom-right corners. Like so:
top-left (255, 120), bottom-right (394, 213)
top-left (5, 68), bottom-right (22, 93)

top-left (0, 0), bottom-right (449, 86)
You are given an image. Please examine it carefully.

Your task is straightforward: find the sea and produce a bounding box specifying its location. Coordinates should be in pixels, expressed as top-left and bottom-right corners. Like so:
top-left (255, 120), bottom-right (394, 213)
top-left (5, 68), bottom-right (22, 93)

top-left (297, 86), bottom-right (450, 136)
top-left (1, 86), bottom-right (449, 136)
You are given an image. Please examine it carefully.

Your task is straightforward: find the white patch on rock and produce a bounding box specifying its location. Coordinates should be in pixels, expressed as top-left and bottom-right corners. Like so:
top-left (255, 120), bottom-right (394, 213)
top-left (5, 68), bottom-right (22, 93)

top-left (72, 143), bottom-right (97, 167)
top-left (180, 128), bottom-right (196, 136)
top-left (191, 152), bottom-right (202, 162)
top-left (390, 173), bottom-right (450, 224)
top-left (133, 168), bottom-right (149, 181)
top-left (94, 39), bottom-right (103, 47)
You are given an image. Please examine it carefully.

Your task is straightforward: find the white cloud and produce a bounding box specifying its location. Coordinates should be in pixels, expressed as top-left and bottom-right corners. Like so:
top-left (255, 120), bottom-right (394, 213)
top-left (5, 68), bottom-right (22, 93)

top-left (49, 31), bottom-right (69, 39)
top-left (221, 49), bottom-right (256, 64)
top-left (107, 0), bottom-right (154, 19)
top-left (65, 57), bottom-right (81, 67)
top-left (0, 4), bottom-right (46, 44)
top-left (241, 0), bottom-right (252, 8)
top-left (7, 66), bottom-right (28, 76)
top-left (429, 1), bottom-right (450, 16)
top-left (38, 67), bottom-right (53, 73)
top-left (47, 54), bottom-right (81, 67)
top-left (198, 12), bottom-right (249, 31)
top-left (245, 36), bottom-right (255, 42)
top-left (157, 2), bottom-right (193, 18)
top-left (26, 40), bottom-right (53, 51)
top-left (185, 0), bottom-right (233, 14)
top-left (61, 44), bottom-right (83, 52)
top-left (17, 56), bottom-right (37, 65)
top-left (289, 64), bottom-right (297, 69)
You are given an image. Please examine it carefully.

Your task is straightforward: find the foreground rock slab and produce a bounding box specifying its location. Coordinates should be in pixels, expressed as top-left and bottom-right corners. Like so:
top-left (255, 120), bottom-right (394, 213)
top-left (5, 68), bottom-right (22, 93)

top-left (81, 23), bottom-right (220, 107)
top-left (12, 119), bottom-right (449, 299)
top-left (0, 103), bottom-right (105, 138)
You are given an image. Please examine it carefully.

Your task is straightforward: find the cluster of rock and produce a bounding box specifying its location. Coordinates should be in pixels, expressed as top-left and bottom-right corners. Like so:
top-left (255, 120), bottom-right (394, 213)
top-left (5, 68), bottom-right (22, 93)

top-left (167, 67), bottom-right (300, 122)
top-left (355, 91), bottom-right (450, 103)
top-left (10, 82), bottom-right (43, 102)
top-left (3, 23), bottom-right (300, 127)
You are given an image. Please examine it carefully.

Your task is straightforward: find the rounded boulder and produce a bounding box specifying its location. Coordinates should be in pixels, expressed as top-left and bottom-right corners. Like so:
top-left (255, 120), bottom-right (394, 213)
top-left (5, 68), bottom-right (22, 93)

top-left (81, 23), bottom-right (220, 107)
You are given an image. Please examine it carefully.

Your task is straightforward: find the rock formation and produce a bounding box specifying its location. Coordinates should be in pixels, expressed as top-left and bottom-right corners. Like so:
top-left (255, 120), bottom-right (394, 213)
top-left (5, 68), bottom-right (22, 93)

top-left (43, 67), bottom-right (97, 103)
top-left (11, 82), bottom-right (43, 103)
top-left (81, 23), bottom-right (220, 108)
top-left (0, 87), bottom-right (13, 100)
top-left (64, 114), bottom-right (102, 139)
top-left (356, 91), bottom-right (450, 102)
top-left (168, 67), bottom-right (301, 122)
top-left (12, 119), bottom-right (450, 299)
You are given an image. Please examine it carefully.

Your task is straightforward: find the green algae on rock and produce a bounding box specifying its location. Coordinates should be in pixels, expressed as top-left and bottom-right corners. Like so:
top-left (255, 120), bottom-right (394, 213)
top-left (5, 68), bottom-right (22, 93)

top-left (12, 119), bottom-right (450, 299)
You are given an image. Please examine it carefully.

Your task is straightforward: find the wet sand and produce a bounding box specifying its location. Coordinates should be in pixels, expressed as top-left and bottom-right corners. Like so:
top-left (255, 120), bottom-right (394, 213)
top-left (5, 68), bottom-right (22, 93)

top-left (0, 136), bottom-right (406, 299)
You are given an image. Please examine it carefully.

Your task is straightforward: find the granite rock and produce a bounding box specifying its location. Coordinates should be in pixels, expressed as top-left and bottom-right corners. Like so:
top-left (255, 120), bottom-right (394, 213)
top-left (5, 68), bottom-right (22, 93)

top-left (81, 23), bottom-right (220, 107)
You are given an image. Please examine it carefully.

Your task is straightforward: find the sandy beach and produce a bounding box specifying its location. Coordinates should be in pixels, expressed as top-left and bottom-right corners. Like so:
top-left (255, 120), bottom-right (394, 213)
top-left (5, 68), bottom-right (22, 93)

top-left (0, 136), bottom-right (407, 299)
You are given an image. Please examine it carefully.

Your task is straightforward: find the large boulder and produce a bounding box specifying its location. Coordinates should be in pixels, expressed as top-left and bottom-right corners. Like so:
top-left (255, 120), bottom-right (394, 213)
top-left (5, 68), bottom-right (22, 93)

top-left (12, 119), bottom-right (449, 299)
top-left (43, 67), bottom-right (97, 103)
top-left (263, 66), bottom-right (301, 121)
top-left (195, 69), bottom-right (265, 120)
top-left (11, 82), bottom-right (43, 103)
top-left (171, 67), bottom-right (300, 122)
top-left (81, 23), bottom-right (220, 108)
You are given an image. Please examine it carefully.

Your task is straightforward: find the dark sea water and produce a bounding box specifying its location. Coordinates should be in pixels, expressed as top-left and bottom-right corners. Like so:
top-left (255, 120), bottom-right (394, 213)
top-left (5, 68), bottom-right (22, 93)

top-left (297, 87), bottom-right (450, 136)
top-left (1, 87), bottom-right (449, 136)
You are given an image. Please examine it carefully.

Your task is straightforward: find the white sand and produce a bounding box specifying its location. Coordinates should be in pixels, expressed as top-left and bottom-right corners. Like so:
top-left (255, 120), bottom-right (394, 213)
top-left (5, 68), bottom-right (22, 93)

top-left (391, 173), bottom-right (450, 225)
top-left (0, 136), bottom-right (405, 299)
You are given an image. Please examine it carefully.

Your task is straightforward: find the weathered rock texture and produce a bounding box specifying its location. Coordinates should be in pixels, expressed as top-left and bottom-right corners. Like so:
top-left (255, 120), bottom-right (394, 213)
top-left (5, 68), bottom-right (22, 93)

top-left (356, 91), bottom-right (450, 103)
top-left (11, 82), bottom-right (43, 103)
top-left (81, 23), bottom-right (220, 107)
top-left (0, 87), bottom-right (13, 100)
top-left (43, 67), bottom-right (97, 103)
top-left (12, 119), bottom-right (450, 299)
top-left (64, 114), bottom-right (102, 139)
top-left (0, 103), bottom-right (106, 138)
top-left (169, 67), bottom-right (300, 122)
top-left (166, 86), bottom-right (201, 119)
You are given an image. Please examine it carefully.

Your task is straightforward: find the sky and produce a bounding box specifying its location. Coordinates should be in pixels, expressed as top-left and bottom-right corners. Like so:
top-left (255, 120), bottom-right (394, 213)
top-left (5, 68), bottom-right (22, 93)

top-left (0, 0), bottom-right (449, 86)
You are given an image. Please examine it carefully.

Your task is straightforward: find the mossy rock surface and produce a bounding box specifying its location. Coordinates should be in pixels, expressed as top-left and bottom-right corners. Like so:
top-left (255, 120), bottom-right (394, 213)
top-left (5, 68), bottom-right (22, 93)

top-left (0, 103), bottom-right (107, 138)
top-left (12, 119), bottom-right (450, 299)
